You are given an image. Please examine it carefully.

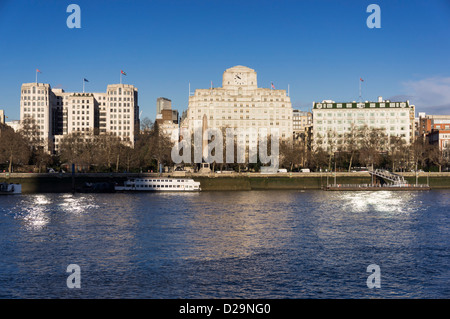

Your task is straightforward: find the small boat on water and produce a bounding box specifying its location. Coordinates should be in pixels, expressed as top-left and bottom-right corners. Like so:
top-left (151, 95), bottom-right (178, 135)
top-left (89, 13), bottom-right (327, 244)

top-left (115, 178), bottom-right (201, 192)
top-left (0, 183), bottom-right (22, 195)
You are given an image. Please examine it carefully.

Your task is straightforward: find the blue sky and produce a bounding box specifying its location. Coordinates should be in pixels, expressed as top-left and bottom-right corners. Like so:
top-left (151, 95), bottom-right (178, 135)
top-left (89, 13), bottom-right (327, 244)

top-left (0, 0), bottom-right (449, 121)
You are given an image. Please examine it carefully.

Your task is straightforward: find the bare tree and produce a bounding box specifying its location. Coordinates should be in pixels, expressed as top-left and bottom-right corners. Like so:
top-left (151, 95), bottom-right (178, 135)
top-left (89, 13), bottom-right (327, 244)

top-left (280, 139), bottom-right (305, 171)
top-left (140, 117), bottom-right (153, 132)
top-left (0, 124), bottom-right (31, 173)
top-left (429, 144), bottom-right (447, 172)
top-left (344, 124), bottom-right (361, 172)
top-left (358, 126), bottom-right (386, 169)
top-left (148, 122), bottom-right (174, 172)
top-left (388, 135), bottom-right (406, 172)
top-left (58, 133), bottom-right (85, 171)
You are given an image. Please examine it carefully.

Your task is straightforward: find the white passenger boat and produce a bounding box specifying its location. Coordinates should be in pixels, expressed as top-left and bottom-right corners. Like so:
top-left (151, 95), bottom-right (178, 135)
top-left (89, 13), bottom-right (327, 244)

top-left (115, 178), bottom-right (201, 192)
top-left (0, 183), bottom-right (22, 195)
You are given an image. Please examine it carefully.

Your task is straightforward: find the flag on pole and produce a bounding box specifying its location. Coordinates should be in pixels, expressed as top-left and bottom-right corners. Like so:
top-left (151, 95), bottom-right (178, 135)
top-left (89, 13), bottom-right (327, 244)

top-left (271, 82), bottom-right (275, 89)
top-left (36, 69), bottom-right (41, 83)
top-left (360, 77), bottom-right (364, 82)
top-left (121, 70), bottom-right (127, 76)
top-left (83, 78), bottom-right (89, 82)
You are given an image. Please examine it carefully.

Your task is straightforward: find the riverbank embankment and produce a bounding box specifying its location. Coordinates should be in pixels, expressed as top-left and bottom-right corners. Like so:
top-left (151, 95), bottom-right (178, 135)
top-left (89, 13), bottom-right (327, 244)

top-left (1, 172), bottom-right (449, 193)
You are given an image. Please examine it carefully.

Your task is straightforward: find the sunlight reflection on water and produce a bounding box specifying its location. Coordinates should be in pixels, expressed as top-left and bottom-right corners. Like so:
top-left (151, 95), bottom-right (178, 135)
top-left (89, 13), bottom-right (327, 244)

top-left (0, 190), bottom-right (448, 298)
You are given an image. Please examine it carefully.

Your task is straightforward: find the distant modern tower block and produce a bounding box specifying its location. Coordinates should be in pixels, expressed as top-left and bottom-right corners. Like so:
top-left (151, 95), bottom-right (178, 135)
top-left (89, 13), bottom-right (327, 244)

top-left (155, 106), bottom-right (179, 139)
top-left (156, 97), bottom-right (172, 114)
top-left (0, 110), bottom-right (5, 124)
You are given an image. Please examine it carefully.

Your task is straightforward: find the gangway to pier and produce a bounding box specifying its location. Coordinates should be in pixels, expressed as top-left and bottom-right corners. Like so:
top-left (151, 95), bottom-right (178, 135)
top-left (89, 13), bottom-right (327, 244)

top-left (368, 169), bottom-right (406, 185)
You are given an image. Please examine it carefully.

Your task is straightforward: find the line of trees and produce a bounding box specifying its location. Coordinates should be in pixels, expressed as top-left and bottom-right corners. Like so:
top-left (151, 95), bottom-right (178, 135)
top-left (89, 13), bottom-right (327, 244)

top-left (296, 125), bottom-right (450, 173)
top-left (1, 120), bottom-right (449, 173)
top-left (0, 118), bottom-right (174, 173)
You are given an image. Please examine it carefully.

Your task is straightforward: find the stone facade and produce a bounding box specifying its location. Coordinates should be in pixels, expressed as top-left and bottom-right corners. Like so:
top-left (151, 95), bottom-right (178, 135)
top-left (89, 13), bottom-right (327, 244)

top-left (20, 82), bottom-right (139, 153)
top-left (185, 65), bottom-right (293, 141)
top-left (312, 97), bottom-right (415, 151)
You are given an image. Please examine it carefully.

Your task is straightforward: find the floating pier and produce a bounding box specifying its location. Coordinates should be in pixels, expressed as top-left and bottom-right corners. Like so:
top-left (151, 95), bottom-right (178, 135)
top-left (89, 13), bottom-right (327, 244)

top-left (323, 169), bottom-right (430, 191)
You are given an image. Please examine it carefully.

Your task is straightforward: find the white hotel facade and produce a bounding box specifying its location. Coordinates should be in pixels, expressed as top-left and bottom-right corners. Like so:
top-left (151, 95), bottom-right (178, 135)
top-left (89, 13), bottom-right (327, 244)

top-left (20, 82), bottom-right (139, 153)
top-left (312, 97), bottom-right (415, 150)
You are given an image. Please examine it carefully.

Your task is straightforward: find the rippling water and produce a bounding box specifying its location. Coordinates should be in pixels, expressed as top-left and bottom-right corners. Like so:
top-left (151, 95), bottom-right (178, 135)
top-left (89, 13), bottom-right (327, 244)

top-left (0, 190), bottom-right (449, 298)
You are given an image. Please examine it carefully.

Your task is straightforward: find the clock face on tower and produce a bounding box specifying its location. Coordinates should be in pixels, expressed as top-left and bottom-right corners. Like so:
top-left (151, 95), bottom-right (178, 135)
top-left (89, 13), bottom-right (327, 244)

top-left (233, 72), bottom-right (246, 85)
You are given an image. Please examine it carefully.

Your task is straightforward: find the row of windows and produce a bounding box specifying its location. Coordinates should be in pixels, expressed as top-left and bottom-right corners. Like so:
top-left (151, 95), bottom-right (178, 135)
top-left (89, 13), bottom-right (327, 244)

top-left (22, 89), bottom-right (48, 94)
top-left (108, 97), bottom-right (133, 102)
top-left (132, 184), bottom-right (193, 189)
top-left (109, 126), bottom-right (131, 133)
top-left (197, 97), bottom-right (287, 102)
top-left (23, 102), bottom-right (47, 106)
top-left (194, 115), bottom-right (291, 121)
top-left (110, 114), bottom-right (132, 119)
top-left (110, 120), bottom-right (131, 125)
top-left (136, 179), bottom-right (187, 182)
top-left (108, 89), bottom-right (134, 95)
top-left (71, 100), bottom-right (92, 104)
top-left (315, 112), bottom-right (408, 117)
top-left (23, 107), bottom-right (46, 112)
top-left (196, 90), bottom-right (286, 97)
top-left (110, 107), bottom-right (133, 112)
top-left (193, 103), bottom-right (289, 108)
top-left (316, 102), bottom-right (407, 109)
top-left (315, 126), bottom-right (408, 132)
top-left (71, 116), bottom-right (90, 121)
top-left (316, 119), bottom-right (407, 125)
top-left (315, 133), bottom-right (407, 143)
top-left (22, 95), bottom-right (48, 101)
top-left (72, 127), bottom-right (91, 131)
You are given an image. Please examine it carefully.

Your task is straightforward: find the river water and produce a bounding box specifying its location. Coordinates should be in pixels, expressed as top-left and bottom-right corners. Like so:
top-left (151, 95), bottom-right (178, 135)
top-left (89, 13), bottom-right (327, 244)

top-left (0, 190), bottom-right (449, 298)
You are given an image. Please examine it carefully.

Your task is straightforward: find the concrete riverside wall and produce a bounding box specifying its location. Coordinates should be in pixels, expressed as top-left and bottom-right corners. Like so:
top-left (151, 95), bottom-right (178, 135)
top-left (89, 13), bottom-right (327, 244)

top-left (1, 172), bottom-right (450, 193)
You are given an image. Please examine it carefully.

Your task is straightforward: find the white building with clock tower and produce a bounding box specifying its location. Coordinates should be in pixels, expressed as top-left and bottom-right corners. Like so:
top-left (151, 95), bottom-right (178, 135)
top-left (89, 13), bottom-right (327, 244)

top-left (184, 65), bottom-right (293, 141)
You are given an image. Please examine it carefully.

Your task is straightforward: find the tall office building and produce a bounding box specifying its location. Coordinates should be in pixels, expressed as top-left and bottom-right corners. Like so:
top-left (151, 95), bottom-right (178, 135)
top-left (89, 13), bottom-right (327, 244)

top-left (20, 83), bottom-right (55, 150)
top-left (20, 82), bottom-right (139, 153)
top-left (105, 84), bottom-right (139, 144)
top-left (0, 110), bottom-right (5, 124)
top-left (185, 65), bottom-right (293, 140)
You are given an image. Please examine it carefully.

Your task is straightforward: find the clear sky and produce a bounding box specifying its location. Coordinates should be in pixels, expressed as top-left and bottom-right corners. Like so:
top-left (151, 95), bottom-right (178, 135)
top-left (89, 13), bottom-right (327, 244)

top-left (1, 0), bottom-right (449, 121)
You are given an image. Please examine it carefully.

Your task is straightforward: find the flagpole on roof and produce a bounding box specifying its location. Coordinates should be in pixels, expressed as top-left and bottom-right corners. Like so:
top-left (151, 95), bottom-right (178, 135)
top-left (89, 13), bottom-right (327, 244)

top-left (83, 78), bottom-right (85, 93)
top-left (359, 78), bottom-right (361, 102)
top-left (35, 69), bottom-right (42, 83)
top-left (359, 77), bottom-right (364, 102)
